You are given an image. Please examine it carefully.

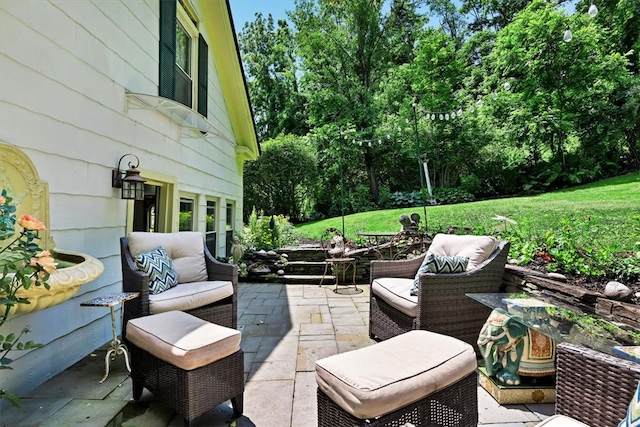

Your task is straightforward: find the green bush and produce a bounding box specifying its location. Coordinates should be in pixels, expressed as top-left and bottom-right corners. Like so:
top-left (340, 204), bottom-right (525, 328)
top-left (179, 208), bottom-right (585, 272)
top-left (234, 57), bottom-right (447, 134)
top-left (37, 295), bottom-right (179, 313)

top-left (388, 191), bottom-right (424, 208)
top-left (240, 208), bottom-right (302, 251)
top-left (459, 174), bottom-right (482, 196)
top-left (499, 215), bottom-right (640, 284)
top-left (431, 187), bottom-right (474, 205)
top-left (347, 184), bottom-right (377, 213)
top-left (178, 212), bottom-right (192, 231)
top-left (377, 185), bottom-right (392, 209)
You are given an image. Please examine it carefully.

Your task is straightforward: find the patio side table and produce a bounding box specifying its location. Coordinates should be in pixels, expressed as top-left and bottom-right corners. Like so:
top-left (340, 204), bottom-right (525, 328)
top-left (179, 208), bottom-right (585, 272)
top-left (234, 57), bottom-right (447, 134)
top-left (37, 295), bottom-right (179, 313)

top-left (319, 257), bottom-right (360, 294)
top-left (81, 292), bottom-right (139, 383)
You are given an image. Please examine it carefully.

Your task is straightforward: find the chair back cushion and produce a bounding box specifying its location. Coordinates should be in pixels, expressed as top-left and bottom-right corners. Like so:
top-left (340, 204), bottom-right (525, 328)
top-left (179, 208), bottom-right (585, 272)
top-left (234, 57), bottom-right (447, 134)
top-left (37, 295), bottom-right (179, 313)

top-left (428, 233), bottom-right (498, 270)
top-left (127, 232), bottom-right (208, 284)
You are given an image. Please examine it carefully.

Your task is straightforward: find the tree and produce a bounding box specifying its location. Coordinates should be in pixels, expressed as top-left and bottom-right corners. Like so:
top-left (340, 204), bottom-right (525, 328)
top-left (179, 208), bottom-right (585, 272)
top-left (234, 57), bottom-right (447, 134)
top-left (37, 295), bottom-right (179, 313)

top-left (237, 13), bottom-right (308, 140)
top-left (236, 0), bottom-right (639, 219)
top-left (484, 0), bottom-right (635, 187)
top-left (460, 0), bottom-right (552, 32)
top-left (424, 0), bottom-right (468, 47)
top-left (292, 0), bottom-right (417, 204)
top-left (243, 135), bottom-right (318, 222)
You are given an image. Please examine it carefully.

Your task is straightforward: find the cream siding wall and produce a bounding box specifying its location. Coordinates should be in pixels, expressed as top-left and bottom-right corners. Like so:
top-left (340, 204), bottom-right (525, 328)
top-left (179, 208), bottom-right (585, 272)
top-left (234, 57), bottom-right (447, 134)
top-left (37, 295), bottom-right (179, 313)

top-left (0, 0), bottom-right (245, 399)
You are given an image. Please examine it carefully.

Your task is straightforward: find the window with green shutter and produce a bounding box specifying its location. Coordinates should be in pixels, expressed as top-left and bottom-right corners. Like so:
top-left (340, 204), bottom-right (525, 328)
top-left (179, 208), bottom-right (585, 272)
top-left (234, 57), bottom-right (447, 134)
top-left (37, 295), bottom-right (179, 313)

top-left (159, 0), bottom-right (208, 118)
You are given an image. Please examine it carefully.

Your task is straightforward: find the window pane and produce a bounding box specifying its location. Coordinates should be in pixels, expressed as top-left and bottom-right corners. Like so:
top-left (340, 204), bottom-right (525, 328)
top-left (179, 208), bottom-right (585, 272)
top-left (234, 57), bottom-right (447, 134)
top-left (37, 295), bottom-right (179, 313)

top-left (226, 203), bottom-right (233, 230)
top-left (175, 21), bottom-right (191, 76)
top-left (225, 203), bottom-right (233, 256)
top-left (179, 198), bottom-right (194, 231)
top-left (205, 201), bottom-right (216, 257)
top-left (206, 232), bottom-right (217, 257)
top-left (175, 66), bottom-right (192, 107)
top-left (206, 201), bottom-right (216, 232)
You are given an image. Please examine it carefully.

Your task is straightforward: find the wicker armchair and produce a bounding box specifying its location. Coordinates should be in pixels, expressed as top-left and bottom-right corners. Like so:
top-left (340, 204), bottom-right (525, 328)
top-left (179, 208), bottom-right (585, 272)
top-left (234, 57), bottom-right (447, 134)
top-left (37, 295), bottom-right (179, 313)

top-left (120, 232), bottom-right (237, 330)
top-left (369, 236), bottom-right (510, 350)
top-left (553, 342), bottom-right (640, 427)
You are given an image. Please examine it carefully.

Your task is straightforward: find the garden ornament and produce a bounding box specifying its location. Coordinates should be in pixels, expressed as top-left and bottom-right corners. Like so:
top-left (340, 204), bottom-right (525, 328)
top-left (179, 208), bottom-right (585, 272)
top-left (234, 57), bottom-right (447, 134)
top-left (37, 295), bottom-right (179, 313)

top-left (478, 308), bottom-right (557, 386)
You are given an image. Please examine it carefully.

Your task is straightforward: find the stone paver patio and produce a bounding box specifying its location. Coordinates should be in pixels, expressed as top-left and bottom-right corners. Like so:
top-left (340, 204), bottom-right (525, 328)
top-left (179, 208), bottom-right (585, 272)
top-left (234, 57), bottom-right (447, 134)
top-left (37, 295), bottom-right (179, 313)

top-left (2, 282), bottom-right (554, 426)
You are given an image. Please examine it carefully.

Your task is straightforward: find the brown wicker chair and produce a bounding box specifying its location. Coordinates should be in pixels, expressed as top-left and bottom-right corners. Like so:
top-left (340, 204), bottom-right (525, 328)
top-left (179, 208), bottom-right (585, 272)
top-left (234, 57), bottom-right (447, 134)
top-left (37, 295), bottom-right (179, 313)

top-left (369, 238), bottom-right (510, 349)
top-left (554, 342), bottom-right (640, 427)
top-left (120, 234), bottom-right (237, 330)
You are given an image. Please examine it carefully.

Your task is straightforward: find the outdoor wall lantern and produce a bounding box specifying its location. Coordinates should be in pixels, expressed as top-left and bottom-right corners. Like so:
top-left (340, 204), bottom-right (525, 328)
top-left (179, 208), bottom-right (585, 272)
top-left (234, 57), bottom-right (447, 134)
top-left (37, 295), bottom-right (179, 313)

top-left (111, 154), bottom-right (146, 200)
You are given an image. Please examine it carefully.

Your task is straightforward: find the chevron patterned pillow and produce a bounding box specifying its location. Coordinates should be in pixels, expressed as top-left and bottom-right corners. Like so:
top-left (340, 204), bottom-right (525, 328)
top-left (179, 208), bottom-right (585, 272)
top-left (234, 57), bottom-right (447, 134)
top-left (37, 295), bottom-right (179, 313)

top-left (135, 246), bottom-right (178, 294)
top-left (619, 381), bottom-right (640, 427)
top-left (411, 253), bottom-right (469, 296)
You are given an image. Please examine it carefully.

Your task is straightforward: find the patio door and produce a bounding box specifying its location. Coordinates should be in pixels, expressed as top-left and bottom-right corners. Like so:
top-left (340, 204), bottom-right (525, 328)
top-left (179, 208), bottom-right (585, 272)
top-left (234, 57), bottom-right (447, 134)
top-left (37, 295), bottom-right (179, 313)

top-left (133, 185), bottom-right (160, 232)
top-left (129, 177), bottom-right (174, 233)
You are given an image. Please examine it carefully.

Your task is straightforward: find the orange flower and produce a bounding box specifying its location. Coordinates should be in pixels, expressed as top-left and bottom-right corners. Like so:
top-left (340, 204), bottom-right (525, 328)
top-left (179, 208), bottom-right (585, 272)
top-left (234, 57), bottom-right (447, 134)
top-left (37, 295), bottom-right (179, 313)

top-left (30, 250), bottom-right (57, 274)
top-left (18, 214), bottom-right (46, 231)
top-left (0, 195), bottom-right (6, 205)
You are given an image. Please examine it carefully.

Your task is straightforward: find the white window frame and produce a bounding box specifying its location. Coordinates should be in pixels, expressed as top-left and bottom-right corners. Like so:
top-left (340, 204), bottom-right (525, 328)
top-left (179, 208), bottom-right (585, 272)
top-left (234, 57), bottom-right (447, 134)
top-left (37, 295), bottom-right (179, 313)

top-left (177, 2), bottom-right (199, 109)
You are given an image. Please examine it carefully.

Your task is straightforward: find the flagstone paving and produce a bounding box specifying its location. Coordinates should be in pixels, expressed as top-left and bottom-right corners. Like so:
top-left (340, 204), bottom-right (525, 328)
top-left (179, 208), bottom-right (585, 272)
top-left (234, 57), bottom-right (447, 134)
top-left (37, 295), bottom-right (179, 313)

top-left (1, 282), bottom-right (554, 426)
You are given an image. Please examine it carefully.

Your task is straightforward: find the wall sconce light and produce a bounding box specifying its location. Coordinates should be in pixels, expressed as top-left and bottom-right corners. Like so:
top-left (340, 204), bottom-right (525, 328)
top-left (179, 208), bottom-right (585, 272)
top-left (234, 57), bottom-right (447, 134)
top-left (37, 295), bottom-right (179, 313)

top-left (111, 154), bottom-right (146, 200)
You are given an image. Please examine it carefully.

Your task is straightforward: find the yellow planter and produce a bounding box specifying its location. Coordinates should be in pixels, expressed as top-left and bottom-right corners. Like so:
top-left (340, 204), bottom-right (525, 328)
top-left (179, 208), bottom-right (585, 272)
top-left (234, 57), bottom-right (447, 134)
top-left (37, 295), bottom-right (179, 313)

top-left (1, 250), bottom-right (104, 315)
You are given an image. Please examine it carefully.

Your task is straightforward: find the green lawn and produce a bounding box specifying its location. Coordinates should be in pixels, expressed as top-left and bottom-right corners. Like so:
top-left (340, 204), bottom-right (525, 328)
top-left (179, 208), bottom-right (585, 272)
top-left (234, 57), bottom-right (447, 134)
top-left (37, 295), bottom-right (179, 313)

top-left (296, 171), bottom-right (640, 280)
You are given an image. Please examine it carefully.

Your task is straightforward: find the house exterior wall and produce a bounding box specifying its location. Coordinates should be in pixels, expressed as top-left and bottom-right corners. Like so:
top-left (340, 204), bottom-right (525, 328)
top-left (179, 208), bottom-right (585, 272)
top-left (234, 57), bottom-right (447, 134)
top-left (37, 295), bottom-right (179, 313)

top-left (0, 0), bottom-right (254, 399)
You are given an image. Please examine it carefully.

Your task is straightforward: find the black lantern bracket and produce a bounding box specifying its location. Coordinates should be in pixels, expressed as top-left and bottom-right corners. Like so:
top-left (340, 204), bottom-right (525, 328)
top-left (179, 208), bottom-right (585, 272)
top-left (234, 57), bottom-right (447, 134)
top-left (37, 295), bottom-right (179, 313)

top-left (111, 154), bottom-right (146, 200)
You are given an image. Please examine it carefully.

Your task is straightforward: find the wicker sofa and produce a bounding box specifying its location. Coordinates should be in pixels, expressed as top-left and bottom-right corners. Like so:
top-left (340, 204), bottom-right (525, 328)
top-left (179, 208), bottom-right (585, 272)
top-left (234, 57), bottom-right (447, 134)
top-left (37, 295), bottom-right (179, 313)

top-left (120, 232), bottom-right (238, 330)
top-left (369, 233), bottom-right (510, 349)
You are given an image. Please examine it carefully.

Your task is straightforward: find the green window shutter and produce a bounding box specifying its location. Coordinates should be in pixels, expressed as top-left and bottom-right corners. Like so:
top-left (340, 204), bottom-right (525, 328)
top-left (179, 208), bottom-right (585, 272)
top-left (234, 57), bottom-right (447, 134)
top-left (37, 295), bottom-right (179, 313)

top-left (159, 0), bottom-right (176, 99)
top-left (197, 34), bottom-right (208, 117)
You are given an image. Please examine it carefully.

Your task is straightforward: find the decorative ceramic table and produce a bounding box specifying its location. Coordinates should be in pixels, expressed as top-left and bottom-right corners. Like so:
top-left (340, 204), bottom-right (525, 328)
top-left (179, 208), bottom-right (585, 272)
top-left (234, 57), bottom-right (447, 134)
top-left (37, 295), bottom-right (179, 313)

top-left (467, 292), bottom-right (638, 404)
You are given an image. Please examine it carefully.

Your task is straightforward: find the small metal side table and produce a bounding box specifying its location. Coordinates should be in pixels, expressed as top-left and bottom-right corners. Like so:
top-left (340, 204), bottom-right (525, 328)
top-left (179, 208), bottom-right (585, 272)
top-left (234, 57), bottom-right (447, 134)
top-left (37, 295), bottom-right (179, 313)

top-left (319, 257), bottom-right (360, 294)
top-left (81, 292), bottom-right (139, 383)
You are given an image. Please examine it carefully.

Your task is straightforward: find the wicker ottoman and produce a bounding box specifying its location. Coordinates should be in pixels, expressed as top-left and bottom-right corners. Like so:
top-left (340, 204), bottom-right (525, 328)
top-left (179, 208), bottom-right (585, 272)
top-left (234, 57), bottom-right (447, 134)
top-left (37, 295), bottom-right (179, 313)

top-left (126, 310), bottom-right (244, 426)
top-left (316, 330), bottom-right (478, 427)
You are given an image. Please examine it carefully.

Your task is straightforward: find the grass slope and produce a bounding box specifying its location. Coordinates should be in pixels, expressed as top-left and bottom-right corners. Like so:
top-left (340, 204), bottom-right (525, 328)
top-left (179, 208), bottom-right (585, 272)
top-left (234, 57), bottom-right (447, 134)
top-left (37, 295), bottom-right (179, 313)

top-left (297, 172), bottom-right (640, 256)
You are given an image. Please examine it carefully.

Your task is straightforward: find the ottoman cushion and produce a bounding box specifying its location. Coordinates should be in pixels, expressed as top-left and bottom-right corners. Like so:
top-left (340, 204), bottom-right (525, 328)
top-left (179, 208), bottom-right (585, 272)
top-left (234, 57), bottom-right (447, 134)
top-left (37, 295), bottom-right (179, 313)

top-left (126, 310), bottom-right (240, 371)
top-left (316, 330), bottom-right (477, 419)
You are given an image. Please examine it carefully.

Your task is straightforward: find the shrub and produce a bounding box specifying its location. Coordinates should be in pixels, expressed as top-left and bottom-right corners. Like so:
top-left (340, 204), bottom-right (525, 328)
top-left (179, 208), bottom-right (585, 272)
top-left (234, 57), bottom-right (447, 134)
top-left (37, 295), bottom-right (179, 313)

top-left (347, 184), bottom-right (377, 213)
top-left (431, 187), bottom-right (474, 205)
top-left (377, 185), bottom-right (392, 209)
top-left (459, 174), bottom-right (482, 196)
top-left (388, 191), bottom-right (424, 208)
top-left (240, 208), bottom-right (301, 251)
top-left (499, 214), bottom-right (640, 284)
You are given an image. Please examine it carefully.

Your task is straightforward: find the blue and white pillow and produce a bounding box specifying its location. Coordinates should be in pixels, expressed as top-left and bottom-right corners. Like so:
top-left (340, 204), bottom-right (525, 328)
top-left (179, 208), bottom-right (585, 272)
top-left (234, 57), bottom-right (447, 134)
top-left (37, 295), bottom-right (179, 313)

top-left (135, 247), bottom-right (178, 295)
top-left (410, 253), bottom-right (469, 296)
top-left (619, 380), bottom-right (640, 427)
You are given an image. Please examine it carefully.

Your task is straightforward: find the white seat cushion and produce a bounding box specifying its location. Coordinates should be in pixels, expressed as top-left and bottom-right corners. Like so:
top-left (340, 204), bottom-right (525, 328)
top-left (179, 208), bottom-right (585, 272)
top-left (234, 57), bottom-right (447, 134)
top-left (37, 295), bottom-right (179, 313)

top-left (535, 415), bottom-right (590, 426)
top-left (149, 280), bottom-right (234, 314)
top-left (126, 310), bottom-right (241, 371)
top-left (371, 277), bottom-right (417, 317)
top-left (316, 330), bottom-right (477, 419)
top-left (428, 233), bottom-right (498, 270)
top-left (127, 232), bottom-right (208, 283)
